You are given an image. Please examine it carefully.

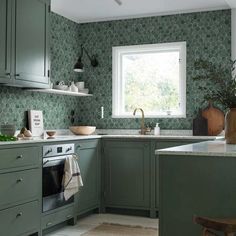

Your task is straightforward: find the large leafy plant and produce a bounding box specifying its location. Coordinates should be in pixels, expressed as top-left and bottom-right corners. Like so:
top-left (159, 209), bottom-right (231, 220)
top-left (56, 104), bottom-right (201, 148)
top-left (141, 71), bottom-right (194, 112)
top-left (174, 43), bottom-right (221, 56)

top-left (193, 59), bottom-right (236, 108)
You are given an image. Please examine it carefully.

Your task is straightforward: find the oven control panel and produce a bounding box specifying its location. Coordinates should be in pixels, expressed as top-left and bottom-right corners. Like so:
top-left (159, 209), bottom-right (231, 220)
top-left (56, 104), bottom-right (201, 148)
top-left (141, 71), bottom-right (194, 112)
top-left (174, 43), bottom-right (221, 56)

top-left (43, 143), bottom-right (75, 157)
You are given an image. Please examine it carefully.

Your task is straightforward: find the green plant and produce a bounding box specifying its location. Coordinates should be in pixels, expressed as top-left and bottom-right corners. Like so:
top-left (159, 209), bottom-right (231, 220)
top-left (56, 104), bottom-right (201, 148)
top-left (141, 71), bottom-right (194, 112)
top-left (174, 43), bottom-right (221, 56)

top-left (193, 59), bottom-right (236, 108)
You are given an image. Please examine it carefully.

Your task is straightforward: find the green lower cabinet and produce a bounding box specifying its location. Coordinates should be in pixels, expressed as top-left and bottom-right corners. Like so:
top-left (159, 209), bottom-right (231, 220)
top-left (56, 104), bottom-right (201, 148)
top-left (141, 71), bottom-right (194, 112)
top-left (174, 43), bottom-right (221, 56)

top-left (0, 201), bottom-right (40, 236)
top-left (104, 140), bottom-right (150, 209)
top-left (75, 140), bottom-right (101, 215)
top-left (159, 154), bottom-right (236, 236)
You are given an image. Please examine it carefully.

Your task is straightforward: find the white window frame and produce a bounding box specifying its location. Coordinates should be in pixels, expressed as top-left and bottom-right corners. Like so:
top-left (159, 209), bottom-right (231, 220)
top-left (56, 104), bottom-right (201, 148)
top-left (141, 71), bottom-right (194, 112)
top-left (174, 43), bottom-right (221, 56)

top-left (112, 42), bottom-right (186, 118)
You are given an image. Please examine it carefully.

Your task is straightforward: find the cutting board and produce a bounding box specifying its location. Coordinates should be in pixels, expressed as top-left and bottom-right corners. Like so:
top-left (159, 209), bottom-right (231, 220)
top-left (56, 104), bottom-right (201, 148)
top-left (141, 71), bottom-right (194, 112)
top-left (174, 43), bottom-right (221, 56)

top-left (193, 109), bottom-right (208, 136)
top-left (202, 101), bottom-right (224, 136)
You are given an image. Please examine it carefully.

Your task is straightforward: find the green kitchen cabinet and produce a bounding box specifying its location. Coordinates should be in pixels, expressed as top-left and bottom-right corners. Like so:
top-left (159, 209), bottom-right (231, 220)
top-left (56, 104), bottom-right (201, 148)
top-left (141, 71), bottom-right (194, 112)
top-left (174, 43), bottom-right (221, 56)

top-left (75, 140), bottom-right (101, 215)
top-left (155, 139), bottom-right (211, 210)
top-left (104, 140), bottom-right (150, 210)
top-left (0, 0), bottom-right (50, 88)
top-left (0, 0), bottom-right (11, 83)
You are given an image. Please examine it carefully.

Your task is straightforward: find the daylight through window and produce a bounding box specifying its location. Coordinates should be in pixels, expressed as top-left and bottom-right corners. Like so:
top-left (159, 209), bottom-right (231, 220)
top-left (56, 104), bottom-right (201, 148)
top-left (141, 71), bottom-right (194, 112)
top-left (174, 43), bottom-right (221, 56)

top-left (112, 42), bottom-right (186, 118)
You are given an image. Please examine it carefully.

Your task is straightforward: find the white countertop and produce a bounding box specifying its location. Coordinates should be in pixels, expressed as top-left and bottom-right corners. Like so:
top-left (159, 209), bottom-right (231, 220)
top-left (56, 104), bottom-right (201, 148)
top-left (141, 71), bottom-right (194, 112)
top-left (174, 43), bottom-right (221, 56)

top-left (0, 129), bottom-right (223, 146)
top-left (156, 140), bottom-right (236, 157)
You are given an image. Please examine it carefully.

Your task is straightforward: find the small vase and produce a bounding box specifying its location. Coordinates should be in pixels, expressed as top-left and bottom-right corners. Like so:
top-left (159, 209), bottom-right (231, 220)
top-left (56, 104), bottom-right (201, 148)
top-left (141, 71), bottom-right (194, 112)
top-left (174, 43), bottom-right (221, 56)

top-left (225, 108), bottom-right (236, 144)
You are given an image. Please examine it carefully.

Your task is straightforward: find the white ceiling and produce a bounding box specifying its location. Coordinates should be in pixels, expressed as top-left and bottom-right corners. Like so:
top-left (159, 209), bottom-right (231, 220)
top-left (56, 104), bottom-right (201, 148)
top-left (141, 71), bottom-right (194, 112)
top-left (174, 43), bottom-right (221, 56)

top-left (51, 0), bottom-right (234, 24)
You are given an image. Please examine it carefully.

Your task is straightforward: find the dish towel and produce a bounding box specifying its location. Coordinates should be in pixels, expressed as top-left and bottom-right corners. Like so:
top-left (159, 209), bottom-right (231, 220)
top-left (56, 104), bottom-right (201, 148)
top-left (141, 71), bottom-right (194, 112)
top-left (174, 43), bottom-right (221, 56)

top-left (62, 154), bottom-right (83, 201)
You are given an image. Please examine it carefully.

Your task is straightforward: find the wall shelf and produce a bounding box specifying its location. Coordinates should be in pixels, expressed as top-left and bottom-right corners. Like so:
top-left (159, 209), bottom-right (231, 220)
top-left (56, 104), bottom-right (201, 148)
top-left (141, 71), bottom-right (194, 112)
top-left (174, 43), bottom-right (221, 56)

top-left (27, 89), bottom-right (93, 97)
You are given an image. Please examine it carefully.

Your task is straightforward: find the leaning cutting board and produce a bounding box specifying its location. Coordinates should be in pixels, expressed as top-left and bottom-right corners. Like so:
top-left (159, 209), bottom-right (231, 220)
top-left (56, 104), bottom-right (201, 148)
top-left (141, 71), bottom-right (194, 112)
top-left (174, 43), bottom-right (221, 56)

top-left (202, 101), bottom-right (224, 136)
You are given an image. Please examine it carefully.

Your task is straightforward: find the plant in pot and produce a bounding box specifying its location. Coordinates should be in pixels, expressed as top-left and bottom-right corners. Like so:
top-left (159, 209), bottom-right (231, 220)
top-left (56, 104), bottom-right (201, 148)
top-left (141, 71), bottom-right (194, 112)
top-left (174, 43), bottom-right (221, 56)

top-left (193, 59), bottom-right (236, 144)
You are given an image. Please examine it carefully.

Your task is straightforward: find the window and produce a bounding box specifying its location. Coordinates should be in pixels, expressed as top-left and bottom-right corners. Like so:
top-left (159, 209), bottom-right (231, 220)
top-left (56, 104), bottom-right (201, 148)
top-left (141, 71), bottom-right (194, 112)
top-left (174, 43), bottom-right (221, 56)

top-left (112, 42), bottom-right (186, 118)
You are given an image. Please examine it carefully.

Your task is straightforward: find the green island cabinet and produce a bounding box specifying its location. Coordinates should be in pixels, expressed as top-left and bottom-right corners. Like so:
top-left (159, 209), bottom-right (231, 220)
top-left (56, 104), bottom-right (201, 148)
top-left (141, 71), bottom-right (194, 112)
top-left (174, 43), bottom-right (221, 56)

top-left (158, 153), bottom-right (236, 236)
top-left (75, 139), bottom-right (101, 216)
top-left (0, 144), bottom-right (41, 236)
top-left (0, 0), bottom-right (50, 88)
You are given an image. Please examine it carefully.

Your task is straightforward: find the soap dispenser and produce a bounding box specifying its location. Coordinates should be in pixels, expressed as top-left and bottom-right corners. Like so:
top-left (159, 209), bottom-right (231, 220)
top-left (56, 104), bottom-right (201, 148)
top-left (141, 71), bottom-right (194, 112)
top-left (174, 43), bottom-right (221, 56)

top-left (154, 123), bottom-right (160, 135)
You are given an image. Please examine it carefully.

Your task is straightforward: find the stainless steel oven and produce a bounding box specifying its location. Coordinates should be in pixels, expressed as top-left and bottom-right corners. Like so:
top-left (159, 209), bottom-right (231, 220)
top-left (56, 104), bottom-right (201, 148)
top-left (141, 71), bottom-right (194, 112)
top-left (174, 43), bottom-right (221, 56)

top-left (42, 143), bottom-right (75, 212)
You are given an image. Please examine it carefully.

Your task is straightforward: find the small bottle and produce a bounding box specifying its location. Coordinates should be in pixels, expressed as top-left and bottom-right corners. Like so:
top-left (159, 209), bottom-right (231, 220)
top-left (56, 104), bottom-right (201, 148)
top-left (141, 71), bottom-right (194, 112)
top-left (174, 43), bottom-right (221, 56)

top-left (154, 123), bottom-right (160, 135)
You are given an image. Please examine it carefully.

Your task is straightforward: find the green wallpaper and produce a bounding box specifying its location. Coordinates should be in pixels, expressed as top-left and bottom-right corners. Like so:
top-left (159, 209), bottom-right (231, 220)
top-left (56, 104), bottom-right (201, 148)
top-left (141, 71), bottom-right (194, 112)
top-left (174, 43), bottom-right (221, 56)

top-left (77, 10), bottom-right (231, 129)
top-left (0, 13), bottom-right (80, 130)
top-left (0, 10), bottom-right (232, 130)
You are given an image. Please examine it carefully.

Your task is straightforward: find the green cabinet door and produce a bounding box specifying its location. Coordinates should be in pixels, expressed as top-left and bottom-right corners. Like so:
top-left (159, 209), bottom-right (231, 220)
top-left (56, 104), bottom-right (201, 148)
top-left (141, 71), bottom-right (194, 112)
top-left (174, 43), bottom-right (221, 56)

top-left (75, 140), bottom-right (100, 215)
top-left (0, 0), bottom-right (11, 83)
top-left (104, 140), bottom-right (150, 209)
top-left (12, 0), bottom-right (50, 88)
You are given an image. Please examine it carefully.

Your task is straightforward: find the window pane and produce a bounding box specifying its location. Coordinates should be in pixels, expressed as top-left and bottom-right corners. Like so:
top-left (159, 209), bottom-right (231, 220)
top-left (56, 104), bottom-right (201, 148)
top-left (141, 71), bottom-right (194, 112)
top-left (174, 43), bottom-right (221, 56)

top-left (122, 50), bottom-right (180, 115)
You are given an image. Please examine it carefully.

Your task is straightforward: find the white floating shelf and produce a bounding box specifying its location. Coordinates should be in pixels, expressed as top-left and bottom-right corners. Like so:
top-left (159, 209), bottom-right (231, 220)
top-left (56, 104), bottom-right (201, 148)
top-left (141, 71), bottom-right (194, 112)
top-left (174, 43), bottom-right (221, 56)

top-left (27, 89), bottom-right (93, 97)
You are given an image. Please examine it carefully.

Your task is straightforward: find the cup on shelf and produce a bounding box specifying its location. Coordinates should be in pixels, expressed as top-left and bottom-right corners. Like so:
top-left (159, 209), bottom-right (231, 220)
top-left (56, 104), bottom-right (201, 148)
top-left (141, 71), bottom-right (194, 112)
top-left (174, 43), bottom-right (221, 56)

top-left (76, 82), bottom-right (85, 90)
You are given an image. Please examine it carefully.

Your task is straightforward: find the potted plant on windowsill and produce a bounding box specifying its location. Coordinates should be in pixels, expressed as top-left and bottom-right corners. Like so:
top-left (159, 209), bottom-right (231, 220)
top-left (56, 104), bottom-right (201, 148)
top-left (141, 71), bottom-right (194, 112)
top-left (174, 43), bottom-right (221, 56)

top-left (193, 59), bottom-right (236, 144)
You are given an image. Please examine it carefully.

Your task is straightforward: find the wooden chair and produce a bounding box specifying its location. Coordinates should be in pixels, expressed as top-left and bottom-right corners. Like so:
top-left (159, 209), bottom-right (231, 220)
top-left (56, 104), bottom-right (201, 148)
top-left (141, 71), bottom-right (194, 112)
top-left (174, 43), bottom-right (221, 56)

top-left (194, 216), bottom-right (236, 236)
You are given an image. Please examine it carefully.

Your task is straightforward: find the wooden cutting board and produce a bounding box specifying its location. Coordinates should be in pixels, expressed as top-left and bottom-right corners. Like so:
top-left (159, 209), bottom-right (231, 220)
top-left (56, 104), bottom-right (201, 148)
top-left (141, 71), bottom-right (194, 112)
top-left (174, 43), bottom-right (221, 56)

top-left (202, 101), bottom-right (224, 136)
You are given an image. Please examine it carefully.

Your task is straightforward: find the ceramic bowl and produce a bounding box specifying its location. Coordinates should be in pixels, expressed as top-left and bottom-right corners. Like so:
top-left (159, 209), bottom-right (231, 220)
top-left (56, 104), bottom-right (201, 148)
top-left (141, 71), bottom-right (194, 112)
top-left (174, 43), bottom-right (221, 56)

top-left (79, 88), bottom-right (89, 94)
top-left (46, 131), bottom-right (56, 137)
top-left (54, 85), bottom-right (68, 91)
top-left (69, 126), bottom-right (96, 135)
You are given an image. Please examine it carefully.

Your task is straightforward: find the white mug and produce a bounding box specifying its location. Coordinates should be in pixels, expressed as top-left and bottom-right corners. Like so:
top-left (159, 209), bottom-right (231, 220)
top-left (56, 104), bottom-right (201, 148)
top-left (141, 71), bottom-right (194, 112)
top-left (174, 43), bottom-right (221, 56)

top-left (76, 82), bottom-right (85, 90)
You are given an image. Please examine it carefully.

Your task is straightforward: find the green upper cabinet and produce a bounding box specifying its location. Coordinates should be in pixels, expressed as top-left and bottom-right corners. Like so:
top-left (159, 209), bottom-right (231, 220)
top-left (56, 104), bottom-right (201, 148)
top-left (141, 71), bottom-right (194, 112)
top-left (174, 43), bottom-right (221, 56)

top-left (0, 0), bottom-right (11, 84)
top-left (75, 140), bottom-right (101, 215)
top-left (104, 140), bottom-right (150, 209)
top-left (0, 0), bottom-right (50, 88)
top-left (13, 0), bottom-right (50, 87)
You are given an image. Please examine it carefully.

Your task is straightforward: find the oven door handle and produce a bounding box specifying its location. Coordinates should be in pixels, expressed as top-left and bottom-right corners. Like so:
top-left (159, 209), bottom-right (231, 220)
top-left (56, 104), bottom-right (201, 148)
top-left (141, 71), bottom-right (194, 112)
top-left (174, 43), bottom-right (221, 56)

top-left (43, 156), bottom-right (67, 166)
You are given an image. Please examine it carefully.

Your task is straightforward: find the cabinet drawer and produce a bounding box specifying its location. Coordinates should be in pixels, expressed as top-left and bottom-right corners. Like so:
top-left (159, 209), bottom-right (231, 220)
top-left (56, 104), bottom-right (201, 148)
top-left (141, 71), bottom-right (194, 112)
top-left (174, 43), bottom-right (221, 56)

top-left (0, 169), bottom-right (40, 209)
top-left (0, 201), bottom-right (39, 236)
top-left (76, 140), bottom-right (99, 150)
top-left (42, 206), bottom-right (74, 230)
top-left (0, 146), bottom-right (40, 170)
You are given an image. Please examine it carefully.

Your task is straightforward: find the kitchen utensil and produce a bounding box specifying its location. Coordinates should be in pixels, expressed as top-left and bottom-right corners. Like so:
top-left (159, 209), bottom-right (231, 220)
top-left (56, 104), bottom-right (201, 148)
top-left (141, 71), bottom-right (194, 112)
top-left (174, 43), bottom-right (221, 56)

top-left (46, 131), bottom-right (56, 137)
top-left (69, 126), bottom-right (96, 135)
top-left (193, 109), bottom-right (208, 136)
top-left (1, 124), bottom-right (16, 136)
top-left (202, 101), bottom-right (224, 136)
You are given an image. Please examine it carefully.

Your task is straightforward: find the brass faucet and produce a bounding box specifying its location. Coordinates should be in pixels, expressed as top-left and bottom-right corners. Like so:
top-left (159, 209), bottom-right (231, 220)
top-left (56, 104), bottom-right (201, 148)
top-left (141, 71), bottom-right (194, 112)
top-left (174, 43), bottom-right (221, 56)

top-left (133, 108), bottom-right (146, 135)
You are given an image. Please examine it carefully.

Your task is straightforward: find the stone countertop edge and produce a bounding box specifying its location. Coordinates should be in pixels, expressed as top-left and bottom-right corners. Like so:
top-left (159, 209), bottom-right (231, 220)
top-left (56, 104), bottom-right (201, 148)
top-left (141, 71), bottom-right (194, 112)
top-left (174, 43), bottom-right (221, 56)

top-left (0, 134), bottom-right (222, 146)
top-left (155, 140), bottom-right (236, 157)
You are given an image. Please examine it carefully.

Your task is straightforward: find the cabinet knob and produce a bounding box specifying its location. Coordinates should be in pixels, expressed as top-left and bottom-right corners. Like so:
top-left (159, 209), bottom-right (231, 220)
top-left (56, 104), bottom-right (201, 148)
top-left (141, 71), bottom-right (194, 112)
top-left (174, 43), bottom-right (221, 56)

top-left (15, 74), bottom-right (20, 77)
top-left (16, 178), bottom-right (23, 183)
top-left (17, 155), bottom-right (23, 159)
top-left (5, 72), bottom-right (10, 76)
top-left (46, 222), bottom-right (52, 227)
top-left (16, 212), bottom-right (22, 218)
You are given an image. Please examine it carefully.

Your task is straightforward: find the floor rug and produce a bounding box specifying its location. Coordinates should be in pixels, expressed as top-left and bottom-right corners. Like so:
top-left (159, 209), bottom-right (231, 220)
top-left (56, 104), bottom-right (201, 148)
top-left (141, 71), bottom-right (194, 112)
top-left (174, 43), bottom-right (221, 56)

top-left (81, 223), bottom-right (158, 236)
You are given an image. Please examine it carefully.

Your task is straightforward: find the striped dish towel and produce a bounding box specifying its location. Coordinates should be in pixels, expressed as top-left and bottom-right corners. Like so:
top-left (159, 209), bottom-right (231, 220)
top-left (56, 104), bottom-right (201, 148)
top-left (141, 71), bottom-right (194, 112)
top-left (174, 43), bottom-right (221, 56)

top-left (62, 154), bottom-right (83, 200)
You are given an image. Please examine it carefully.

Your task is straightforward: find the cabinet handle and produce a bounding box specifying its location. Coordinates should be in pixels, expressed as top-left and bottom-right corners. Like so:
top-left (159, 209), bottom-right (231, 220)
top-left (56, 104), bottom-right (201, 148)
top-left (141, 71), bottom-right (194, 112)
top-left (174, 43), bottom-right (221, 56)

top-left (16, 212), bottom-right (22, 218)
top-left (46, 222), bottom-right (52, 227)
top-left (16, 155), bottom-right (23, 159)
top-left (5, 72), bottom-right (10, 76)
top-left (16, 178), bottom-right (23, 183)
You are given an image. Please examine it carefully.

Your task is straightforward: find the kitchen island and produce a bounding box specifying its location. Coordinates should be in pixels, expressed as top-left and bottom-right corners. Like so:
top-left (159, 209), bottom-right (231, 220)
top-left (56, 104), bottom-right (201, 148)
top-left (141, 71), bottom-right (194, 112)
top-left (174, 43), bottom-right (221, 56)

top-left (156, 140), bottom-right (236, 236)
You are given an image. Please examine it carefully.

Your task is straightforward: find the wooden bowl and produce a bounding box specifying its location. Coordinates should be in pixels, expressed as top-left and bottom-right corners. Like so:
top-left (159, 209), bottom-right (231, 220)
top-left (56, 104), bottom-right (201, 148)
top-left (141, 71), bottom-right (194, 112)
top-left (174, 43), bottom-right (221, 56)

top-left (69, 126), bottom-right (96, 135)
top-left (46, 131), bottom-right (56, 137)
